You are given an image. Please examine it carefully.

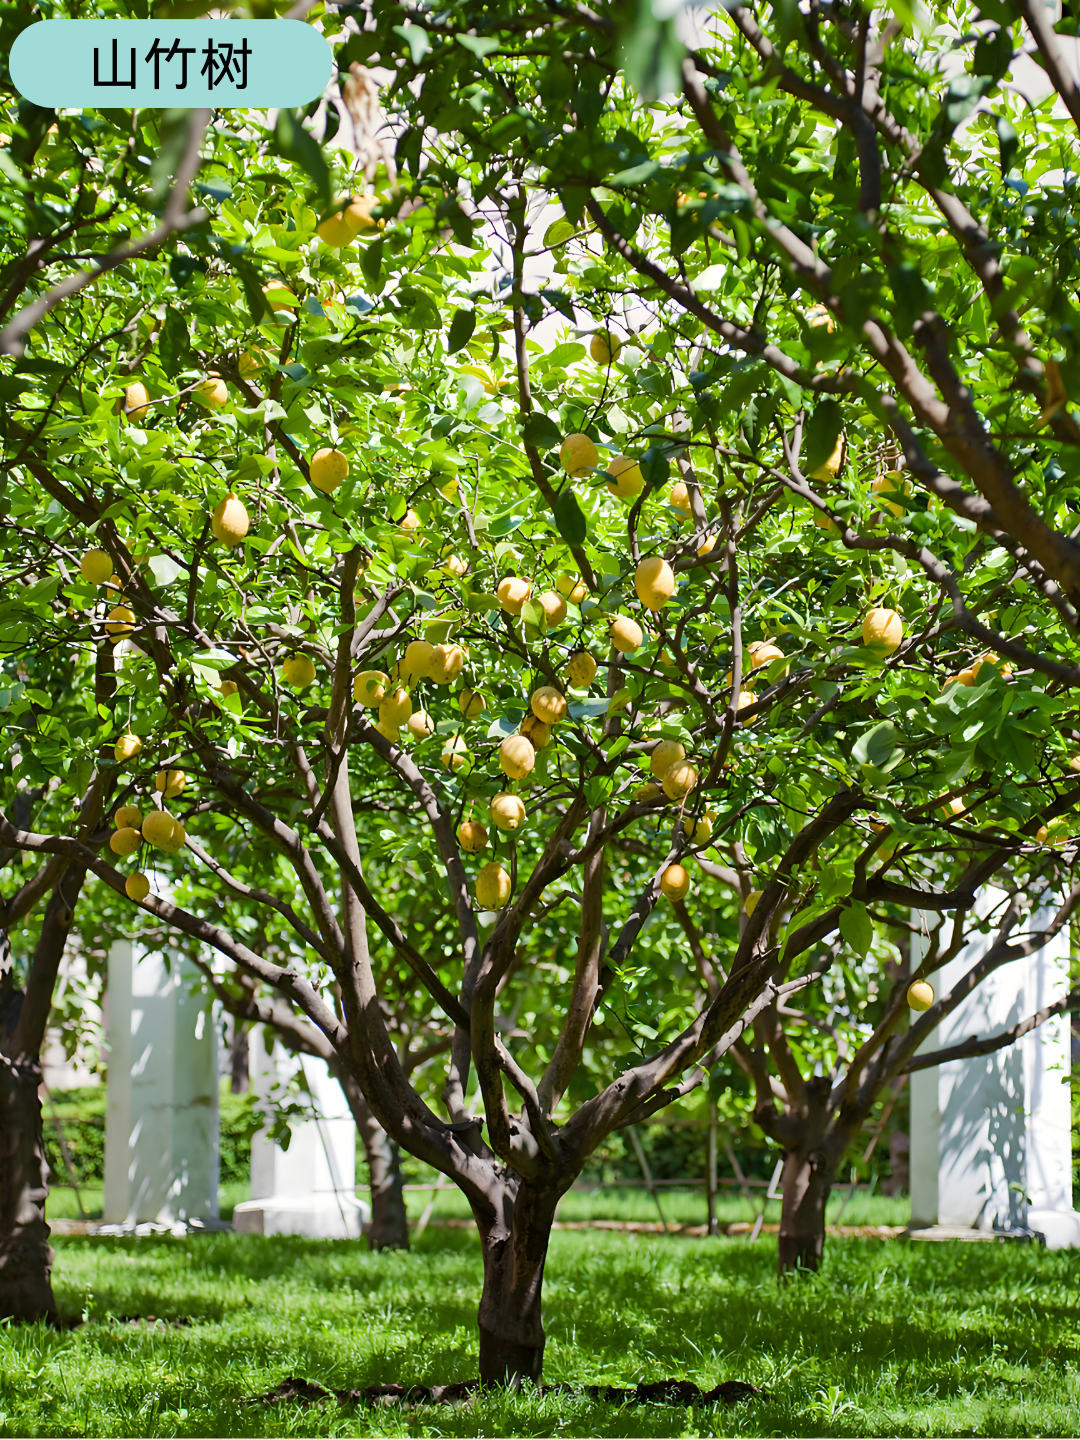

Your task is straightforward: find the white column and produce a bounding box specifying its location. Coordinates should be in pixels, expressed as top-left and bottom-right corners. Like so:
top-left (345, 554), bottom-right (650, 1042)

top-left (234, 1025), bottom-right (367, 1238)
top-left (909, 892), bottom-right (1080, 1246)
top-left (103, 940), bottom-right (219, 1227)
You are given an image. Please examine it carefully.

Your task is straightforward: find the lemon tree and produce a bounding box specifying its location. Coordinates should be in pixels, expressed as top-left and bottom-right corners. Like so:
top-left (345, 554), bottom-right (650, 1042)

top-left (2, 0), bottom-right (1080, 1377)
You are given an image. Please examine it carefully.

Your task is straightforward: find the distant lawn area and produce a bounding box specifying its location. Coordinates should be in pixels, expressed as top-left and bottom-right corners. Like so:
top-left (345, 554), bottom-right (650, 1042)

top-left (2, 1219), bottom-right (1078, 1437)
top-left (44, 1180), bottom-right (907, 1231)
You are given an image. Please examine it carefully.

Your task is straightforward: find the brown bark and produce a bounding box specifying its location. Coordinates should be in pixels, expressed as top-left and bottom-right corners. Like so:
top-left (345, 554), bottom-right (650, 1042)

top-left (774, 1078), bottom-right (846, 1277)
top-left (357, 1100), bottom-right (409, 1251)
top-left (0, 1050), bottom-right (57, 1323)
top-left (475, 1181), bottom-right (562, 1387)
top-left (0, 868), bottom-right (88, 1323)
top-left (777, 1144), bottom-right (834, 1276)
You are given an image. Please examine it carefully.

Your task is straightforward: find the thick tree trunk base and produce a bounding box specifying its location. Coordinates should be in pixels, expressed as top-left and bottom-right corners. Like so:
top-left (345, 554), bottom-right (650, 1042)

top-left (477, 1327), bottom-right (544, 1388)
top-left (777, 1230), bottom-right (825, 1275)
top-left (0, 1053), bottom-right (58, 1324)
top-left (367, 1173), bottom-right (409, 1252)
top-left (475, 1182), bottom-right (560, 1387)
top-left (776, 1112), bottom-right (836, 1281)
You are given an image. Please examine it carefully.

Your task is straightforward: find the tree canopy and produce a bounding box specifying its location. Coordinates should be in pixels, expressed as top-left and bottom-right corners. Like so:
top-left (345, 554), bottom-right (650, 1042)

top-left (3, 0), bottom-right (1080, 1374)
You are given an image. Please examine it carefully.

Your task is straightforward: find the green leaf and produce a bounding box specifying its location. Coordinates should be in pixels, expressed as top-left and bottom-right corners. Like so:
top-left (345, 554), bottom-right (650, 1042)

top-left (273, 109), bottom-right (330, 210)
top-left (839, 902), bottom-right (874, 958)
top-left (446, 308), bottom-right (476, 355)
top-left (852, 720), bottom-right (898, 769)
top-left (159, 306), bottom-right (193, 379)
top-left (553, 489), bottom-right (587, 547)
top-left (803, 399), bottom-right (844, 478)
top-left (543, 219), bottom-right (576, 248)
top-left (149, 111), bottom-right (195, 206)
top-left (618, 0), bottom-right (684, 103)
top-left (360, 237), bottom-right (383, 288)
top-left (996, 116), bottom-right (1019, 176)
top-left (522, 412), bottom-right (562, 450)
top-left (489, 509), bottom-right (526, 537)
top-left (456, 33), bottom-right (500, 58)
top-left (521, 598), bottom-right (547, 630)
top-left (392, 23), bottom-right (429, 63)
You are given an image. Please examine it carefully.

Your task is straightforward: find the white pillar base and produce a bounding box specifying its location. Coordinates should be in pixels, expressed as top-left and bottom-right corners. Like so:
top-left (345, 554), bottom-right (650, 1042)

top-left (1026, 1208), bottom-right (1080, 1249)
top-left (233, 1193), bottom-right (370, 1239)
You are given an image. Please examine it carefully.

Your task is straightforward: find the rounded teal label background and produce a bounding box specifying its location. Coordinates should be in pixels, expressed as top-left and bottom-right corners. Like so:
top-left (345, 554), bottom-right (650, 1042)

top-left (10, 19), bottom-right (333, 108)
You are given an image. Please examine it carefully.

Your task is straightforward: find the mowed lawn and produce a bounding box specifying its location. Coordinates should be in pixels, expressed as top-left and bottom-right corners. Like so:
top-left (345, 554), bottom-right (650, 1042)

top-left (2, 1219), bottom-right (1080, 1438)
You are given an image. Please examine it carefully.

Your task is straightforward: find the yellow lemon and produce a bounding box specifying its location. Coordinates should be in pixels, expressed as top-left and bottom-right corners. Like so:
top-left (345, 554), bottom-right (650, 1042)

top-left (530, 687), bottom-right (567, 725)
top-left (669, 481), bottom-right (693, 517)
top-left (606, 455), bottom-right (643, 499)
top-left (282, 655), bottom-right (316, 688)
top-left (155, 769), bottom-right (186, 798)
top-left (194, 377), bottom-right (228, 409)
top-left (125, 872), bottom-right (151, 902)
top-left (379, 687), bottom-right (412, 728)
top-left (662, 760), bottom-right (698, 801)
top-left (110, 827), bottom-right (142, 857)
top-left (634, 556), bottom-right (676, 611)
top-left (123, 381), bottom-right (151, 420)
top-left (537, 592), bottom-right (568, 628)
top-left (80, 550), bottom-right (113, 585)
top-left (566, 652), bottom-right (597, 688)
top-left (490, 793), bottom-right (527, 831)
top-left (114, 731), bottom-right (141, 762)
top-left (211, 493), bottom-right (249, 546)
top-left (555, 574), bottom-right (588, 603)
top-left (862, 607), bottom-right (903, 655)
top-left (590, 331), bottom-right (622, 366)
top-left (458, 820), bottom-right (488, 854)
top-left (660, 863), bottom-right (690, 901)
top-left (520, 715), bottom-right (551, 751)
top-left (497, 576), bottom-right (532, 615)
top-left (354, 670), bottom-right (389, 706)
top-left (441, 735), bottom-right (470, 771)
top-left (476, 861), bottom-right (512, 909)
top-left (908, 980), bottom-right (935, 1011)
top-left (310, 448), bottom-right (349, 493)
top-left (500, 735), bottom-right (535, 779)
top-left (560, 433), bottom-right (599, 477)
top-left (609, 615), bottom-right (643, 653)
top-left (408, 710), bottom-right (434, 740)
top-left (428, 644), bottom-right (465, 686)
top-left (649, 740), bottom-right (685, 779)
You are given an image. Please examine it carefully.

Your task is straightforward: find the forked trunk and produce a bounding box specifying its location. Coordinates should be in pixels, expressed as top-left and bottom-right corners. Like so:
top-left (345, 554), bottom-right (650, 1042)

top-left (362, 1120), bottom-right (409, 1251)
top-left (777, 1143), bottom-right (834, 1276)
top-left (475, 1182), bottom-right (560, 1387)
top-left (0, 1051), bottom-right (57, 1323)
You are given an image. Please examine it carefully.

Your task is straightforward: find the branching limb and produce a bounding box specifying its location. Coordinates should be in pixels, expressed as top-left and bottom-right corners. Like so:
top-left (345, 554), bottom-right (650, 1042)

top-left (0, 112), bottom-right (211, 356)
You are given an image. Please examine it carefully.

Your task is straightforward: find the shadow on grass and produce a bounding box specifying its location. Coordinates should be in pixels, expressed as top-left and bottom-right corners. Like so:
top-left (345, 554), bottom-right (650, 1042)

top-left (0, 1229), bottom-right (1074, 1437)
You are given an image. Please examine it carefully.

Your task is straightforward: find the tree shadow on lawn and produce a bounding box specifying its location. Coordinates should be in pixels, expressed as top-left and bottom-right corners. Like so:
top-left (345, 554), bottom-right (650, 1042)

top-left (50, 1228), bottom-right (1080, 1400)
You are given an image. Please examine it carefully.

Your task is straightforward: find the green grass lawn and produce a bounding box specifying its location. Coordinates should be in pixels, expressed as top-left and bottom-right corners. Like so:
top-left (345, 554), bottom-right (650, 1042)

top-left (2, 1223), bottom-right (1079, 1437)
top-left (44, 1181), bottom-right (906, 1229)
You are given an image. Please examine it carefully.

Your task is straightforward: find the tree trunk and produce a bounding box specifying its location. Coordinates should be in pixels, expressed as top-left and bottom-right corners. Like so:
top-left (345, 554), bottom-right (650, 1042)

top-left (228, 1017), bottom-right (249, 1094)
top-left (777, 1142), bottom-right (834, 1276)
top-left (0, 1051), bottom-right (57, 1323)
top-left (475, 1182), bottom-right (559, 1387)
top-left (361, 1113), bottom-right (409, 1251)
top-left (335, 1062), bottom-right (410, 1250)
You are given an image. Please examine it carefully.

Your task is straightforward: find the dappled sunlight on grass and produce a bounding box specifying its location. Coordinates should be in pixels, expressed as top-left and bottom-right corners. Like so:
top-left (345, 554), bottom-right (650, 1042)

top-left (0, 1227), bottom-right (1076, 1436)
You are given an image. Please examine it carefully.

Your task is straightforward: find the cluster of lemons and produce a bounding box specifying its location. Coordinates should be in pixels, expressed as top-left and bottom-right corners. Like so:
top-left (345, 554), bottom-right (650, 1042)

top-left (106, 770), bottom-right (188, 901)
